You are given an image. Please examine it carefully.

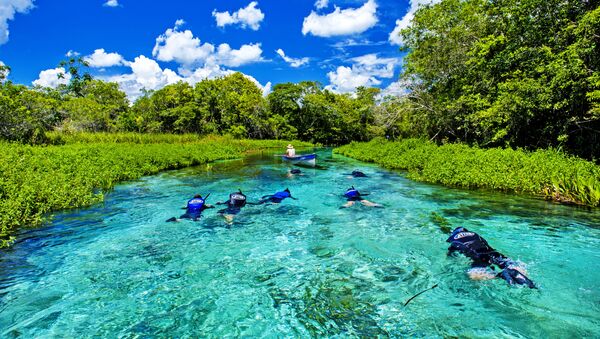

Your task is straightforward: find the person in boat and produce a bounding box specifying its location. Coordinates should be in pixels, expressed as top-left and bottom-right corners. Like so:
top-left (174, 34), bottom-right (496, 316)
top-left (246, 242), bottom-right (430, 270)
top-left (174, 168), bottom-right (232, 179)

top-left (341, 186), bottom-right (382, 208)
top-left (257, 188), bottom-right (298, 204)
top-left (167, 194), bottom-right (214, 222)
top-left (447, 227), bottom-right (536, 288)
top-left (285, 144), bottom-right (296, 157)
top-left (215, 190), bottom-right (249, 223)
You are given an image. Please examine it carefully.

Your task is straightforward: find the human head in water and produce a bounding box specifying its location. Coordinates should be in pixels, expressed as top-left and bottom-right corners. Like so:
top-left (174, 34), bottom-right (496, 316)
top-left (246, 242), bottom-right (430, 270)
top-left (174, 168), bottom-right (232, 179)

top-left (341, 186), bottom-right (382, 208)
top-left (193, 194), bottom-right (202, 199)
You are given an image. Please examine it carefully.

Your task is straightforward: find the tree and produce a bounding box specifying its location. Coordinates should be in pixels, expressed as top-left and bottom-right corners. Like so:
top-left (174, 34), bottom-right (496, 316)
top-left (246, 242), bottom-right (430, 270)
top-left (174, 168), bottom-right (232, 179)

top-left (57, 57), bottom-right (92, 97)
top-left (399, 0), bottom-right (600, 158)
top-left (0, 64), bottom-right (10, 82)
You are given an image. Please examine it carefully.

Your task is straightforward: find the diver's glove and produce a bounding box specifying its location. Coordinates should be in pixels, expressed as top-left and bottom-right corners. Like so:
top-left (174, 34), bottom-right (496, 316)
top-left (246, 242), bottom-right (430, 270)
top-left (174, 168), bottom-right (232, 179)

top-left (498, 267), bottom-right (536, 289)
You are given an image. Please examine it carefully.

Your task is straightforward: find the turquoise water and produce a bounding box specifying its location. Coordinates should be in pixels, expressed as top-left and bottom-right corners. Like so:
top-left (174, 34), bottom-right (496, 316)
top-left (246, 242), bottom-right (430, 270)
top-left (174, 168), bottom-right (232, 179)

top-left (1, 149), bottom-right (600, 337)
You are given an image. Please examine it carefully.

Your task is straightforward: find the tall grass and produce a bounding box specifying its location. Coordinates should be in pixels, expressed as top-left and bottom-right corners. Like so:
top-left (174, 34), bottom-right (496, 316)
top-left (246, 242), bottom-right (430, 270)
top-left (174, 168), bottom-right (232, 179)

top-left (335, 138), bottom-right (600, 207)
top-left (0, 135), bottom-right (311, 247)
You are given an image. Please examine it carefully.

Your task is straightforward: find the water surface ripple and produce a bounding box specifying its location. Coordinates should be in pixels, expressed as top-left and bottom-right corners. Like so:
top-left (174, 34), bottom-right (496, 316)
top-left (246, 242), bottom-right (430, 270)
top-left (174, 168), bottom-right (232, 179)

top-left (1, 150), bottom-right (599, 337)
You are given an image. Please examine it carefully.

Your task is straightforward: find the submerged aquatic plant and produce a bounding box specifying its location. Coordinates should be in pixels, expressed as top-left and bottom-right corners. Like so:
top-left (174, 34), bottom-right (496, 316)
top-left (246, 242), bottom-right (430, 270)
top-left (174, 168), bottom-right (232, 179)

top-left (296, 278), bottom-right (388, 337)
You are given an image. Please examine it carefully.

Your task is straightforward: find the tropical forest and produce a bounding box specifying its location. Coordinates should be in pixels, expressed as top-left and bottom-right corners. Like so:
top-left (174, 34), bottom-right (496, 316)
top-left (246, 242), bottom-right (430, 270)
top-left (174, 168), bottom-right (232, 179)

top-left (0, 0), bottom-right (598, 337)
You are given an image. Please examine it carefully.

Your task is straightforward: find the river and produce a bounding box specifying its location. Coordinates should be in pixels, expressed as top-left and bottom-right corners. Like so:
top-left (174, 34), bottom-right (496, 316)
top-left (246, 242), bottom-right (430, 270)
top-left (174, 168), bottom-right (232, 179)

top-left (1, 149), bottom-right (599, 337)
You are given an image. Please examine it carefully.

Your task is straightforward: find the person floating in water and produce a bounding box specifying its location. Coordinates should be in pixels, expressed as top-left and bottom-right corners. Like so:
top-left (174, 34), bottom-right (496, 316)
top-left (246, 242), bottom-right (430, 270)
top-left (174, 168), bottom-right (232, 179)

top-left (287, 168), bottom-right (303, 178)
top-left (446, 227), bottom-right (536, 288)
top-left (350, 170), bottom-right (367, 178)
top-left (341, 186), bottom-right (382, 208)
top-left (257, 188), bottom-right (298, 204)
top-left (215, 190), bottom-right (249, 223)
top-left (166, 194), bottom-right (214, 222)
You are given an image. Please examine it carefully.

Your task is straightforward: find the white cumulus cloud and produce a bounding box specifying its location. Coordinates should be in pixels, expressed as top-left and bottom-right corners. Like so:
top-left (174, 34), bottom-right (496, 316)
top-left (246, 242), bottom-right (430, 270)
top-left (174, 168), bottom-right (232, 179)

top-left (379, 79), bottom-right (409, 98)
top-left (106, 55), bottom-right (181, 100)
top-left (326, 65), bottom-right (380, 93)
top-left (276, 49), bottom-right (309, 68)
top-left (389, 0), bottom-right (441, 45)
top-left (103, 0), bottom-right (119, 7)
top-left (325, 53), bottom-right (400, 93)
top-left (33, 67), bottom-right (71, 88)
top-left (106, 55), bottom-right (271, 101)
top-left (0, 0), bottom-right (34, 45)
top-left (215, 43), bottom-right (263, 67)
top-left (315, 0), bottom-right (329, 9)
top-left (152, 24), bottom-right (215, 65)
top-left (84, 48), bottom-right (126, 67)
top-left (302, 0), bottom-right (378, 37)
top-left (152, 21), bottom-right (263, 68)
top-left (212, 1), bottom-right (265, 30)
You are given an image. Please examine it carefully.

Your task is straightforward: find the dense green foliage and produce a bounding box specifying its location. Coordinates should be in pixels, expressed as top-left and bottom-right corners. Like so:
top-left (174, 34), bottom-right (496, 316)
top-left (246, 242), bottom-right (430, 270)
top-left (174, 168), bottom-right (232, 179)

top-left (0, 135), bottom-right (310, 247)
top-left (1, 69), bottom-right (381, 145)
top-left (335, 139), bottom-right (600, 207)
top-left (395, 0), bottom-right (600, 159)
top-left (3, 0), bottom-right (599, 157)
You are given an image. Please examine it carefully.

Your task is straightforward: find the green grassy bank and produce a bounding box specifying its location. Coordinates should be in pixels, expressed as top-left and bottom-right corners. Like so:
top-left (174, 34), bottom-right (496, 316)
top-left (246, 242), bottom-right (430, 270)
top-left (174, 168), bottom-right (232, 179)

top-left (0, 134), bottom-right (310, 247)
top-left (335, 138), bottom-right (600, 208)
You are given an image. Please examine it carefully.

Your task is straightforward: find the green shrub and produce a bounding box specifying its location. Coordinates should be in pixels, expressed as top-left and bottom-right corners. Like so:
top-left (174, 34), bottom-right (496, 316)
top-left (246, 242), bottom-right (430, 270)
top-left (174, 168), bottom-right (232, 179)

top-left (0, 134), bottom-right (311, 247)
top-left (335, 138), bottom-right (600, 207)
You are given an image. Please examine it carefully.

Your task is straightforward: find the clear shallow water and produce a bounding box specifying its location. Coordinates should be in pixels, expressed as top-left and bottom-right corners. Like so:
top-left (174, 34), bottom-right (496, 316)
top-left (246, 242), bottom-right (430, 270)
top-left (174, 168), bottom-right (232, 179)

top-left (1, 149), bottom-right (599, 337)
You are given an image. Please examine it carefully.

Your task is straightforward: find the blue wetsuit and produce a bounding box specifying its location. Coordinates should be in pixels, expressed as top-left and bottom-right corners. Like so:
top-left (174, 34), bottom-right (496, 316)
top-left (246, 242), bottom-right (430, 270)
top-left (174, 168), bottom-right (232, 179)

top-left (176, 196), bottom-right (211, 221)
top-left (258, 189), bottom-right (296, 204)
top-left (447, 227), bottom-right (536, 288)
top-left (344, 187), bottom-right (362, 201)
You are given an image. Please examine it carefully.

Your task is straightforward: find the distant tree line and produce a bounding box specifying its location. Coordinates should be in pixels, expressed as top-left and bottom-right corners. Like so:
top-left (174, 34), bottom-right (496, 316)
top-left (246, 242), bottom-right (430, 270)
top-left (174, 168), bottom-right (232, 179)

top-left (1, 0), bottom-right (599, 159)
top-left (0, 60), bottom-right (387, 145)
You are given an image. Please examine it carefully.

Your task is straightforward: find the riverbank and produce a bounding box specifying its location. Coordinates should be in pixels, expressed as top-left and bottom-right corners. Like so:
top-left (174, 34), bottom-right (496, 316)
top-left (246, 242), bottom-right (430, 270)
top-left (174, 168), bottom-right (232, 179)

top-left (0, 134), bottom-right (311, 247)
top-left (334, 138), bottom-right (600, 208)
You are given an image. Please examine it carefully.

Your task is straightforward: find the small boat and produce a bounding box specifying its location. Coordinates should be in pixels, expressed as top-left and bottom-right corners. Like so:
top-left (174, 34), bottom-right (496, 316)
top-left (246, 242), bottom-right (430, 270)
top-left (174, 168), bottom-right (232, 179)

top-left (282, 153), bottom-right (317, 166)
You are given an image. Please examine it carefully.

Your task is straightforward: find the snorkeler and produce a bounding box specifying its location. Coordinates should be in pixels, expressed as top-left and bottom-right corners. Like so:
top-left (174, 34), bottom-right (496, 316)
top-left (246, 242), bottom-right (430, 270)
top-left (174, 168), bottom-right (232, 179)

top-left (215, 190), bottom-right (249, 223)
top-left (166, 194), bottom-right (214, 222)
top-left (341, 186), bottom-right (382, 208)
top-left (351, 170), bottom-right (367, 177)
top-left (287, 168), bottom-right (303, 178)
top-left (256, 188), bottom-right (298, 204)
top-left (446, 227), bottom-right (536, 288)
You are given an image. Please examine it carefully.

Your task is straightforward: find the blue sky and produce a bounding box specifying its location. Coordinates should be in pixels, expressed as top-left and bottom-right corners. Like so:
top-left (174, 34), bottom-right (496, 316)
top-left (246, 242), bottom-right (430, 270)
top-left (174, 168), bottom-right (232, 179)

top-left (0, 0), bottom-right (427, 100)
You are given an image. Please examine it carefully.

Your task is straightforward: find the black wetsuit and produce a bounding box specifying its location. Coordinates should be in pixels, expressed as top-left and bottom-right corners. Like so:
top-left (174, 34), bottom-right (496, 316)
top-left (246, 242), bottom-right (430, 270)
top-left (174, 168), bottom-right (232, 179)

top-left (351, 170), bottom-right (367, 177)
top-left (447, 228), bottom-right (508, 268)
top-left (217, 191), bottom-right (247, 215)
top-left (447, 227), bottom-right (536, 288)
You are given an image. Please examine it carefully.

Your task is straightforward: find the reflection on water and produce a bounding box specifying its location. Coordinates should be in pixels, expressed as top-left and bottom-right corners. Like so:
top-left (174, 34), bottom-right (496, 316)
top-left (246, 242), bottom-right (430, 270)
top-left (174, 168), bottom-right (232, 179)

top-left (1, 149), bottom-right (599, 337)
